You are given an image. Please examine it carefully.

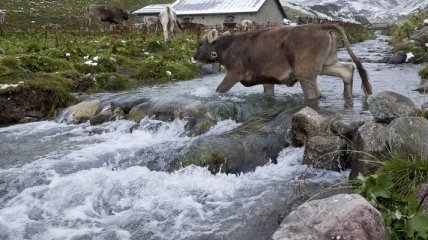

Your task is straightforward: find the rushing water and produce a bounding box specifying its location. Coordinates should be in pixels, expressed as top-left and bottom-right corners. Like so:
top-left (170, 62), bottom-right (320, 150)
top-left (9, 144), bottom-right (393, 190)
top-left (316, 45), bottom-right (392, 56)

top-left (0, 33), bottom-right (426, 240)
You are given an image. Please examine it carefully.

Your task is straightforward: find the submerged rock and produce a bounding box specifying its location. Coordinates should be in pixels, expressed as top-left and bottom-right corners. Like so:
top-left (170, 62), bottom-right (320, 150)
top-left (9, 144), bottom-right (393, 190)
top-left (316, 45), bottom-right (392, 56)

top-left (272, 194), bottom-right (386, 240)
top-left (182, 109), bottom-right (296, 174)
top-left (367, 91), bottom-right (421, 123)
top-left (128, 99), bottom-right (236, 136)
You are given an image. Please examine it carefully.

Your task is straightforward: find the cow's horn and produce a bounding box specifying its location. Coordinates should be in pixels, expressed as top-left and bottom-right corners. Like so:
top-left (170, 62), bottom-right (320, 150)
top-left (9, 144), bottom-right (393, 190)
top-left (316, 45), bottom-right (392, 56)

top-left (207, 29), bottom-right (219, 43)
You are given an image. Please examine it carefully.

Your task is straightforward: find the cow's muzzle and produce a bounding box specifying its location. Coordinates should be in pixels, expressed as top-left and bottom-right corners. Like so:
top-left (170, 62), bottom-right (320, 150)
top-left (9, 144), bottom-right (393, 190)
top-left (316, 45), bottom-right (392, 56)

top-left (190, 57), bottom-right (198, 64)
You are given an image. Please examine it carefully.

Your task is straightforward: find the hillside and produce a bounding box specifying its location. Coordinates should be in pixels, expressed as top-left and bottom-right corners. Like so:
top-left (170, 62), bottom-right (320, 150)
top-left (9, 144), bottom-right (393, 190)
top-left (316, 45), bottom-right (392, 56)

top-left (284, 0), bottom-right (428, 21)
top-left (0, 0), bottom-right (169, 31)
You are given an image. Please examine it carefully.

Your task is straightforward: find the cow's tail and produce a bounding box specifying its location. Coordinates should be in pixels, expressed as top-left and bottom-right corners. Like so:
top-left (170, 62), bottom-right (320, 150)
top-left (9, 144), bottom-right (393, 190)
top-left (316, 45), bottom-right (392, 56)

top-left (323, 24), bottom-right (372, 96)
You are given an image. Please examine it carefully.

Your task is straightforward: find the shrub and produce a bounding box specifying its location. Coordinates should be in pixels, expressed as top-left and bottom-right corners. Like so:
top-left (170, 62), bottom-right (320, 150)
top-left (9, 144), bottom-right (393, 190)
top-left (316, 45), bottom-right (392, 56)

top-left (0, 56), bottom-right (23, 70)
top-left (74, 57), bottom-right (118, 74)
top-left (93, 73), bottom-right (127, 91)
top-left (26, 43), bottom-right (42, 53)
top-left (20, 55), bottom-right (72, 72)
top-left (355, 155), bottom-right (428, 239)
top-left (418, 66), bottom-right (428, 79)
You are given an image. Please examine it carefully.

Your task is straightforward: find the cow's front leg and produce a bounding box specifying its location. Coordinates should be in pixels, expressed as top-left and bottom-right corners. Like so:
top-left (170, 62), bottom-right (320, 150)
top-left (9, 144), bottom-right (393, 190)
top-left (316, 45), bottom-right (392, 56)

top-left (263, 84), bottom-right (274, 96)
top-left (216, 73), bottom-right (239, 93)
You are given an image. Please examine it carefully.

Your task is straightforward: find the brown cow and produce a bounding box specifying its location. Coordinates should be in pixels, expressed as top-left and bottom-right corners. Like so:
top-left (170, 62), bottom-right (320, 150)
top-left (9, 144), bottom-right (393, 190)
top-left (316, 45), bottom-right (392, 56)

top-left (192, 24), bottom-right (372, 99)
top-left (86, 4), bottom-right (129, 28)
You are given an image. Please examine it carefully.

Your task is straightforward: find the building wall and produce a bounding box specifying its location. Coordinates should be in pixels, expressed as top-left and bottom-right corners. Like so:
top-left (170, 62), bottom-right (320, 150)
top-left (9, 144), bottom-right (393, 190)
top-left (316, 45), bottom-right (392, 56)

top-left (177, 0), bottom-right (284, 27)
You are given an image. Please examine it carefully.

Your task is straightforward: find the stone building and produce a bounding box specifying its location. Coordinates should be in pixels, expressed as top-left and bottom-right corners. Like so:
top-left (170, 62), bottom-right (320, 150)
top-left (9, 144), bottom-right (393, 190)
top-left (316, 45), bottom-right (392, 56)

top-left (133, 0), bottom-right (287, 27)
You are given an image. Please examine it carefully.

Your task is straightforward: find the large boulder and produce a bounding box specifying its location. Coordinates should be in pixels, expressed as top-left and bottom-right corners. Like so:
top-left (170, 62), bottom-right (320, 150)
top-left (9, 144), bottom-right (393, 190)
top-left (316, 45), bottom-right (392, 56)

top-left (388, 117), bottom-right (428, 159)
top-left (182, 110), bottom-right (291, 174)
top-left (303, 135), bottom-right (347, 171)
top-left (367, 91), bottom-right (421, 123)
top-left (349, 121), bottom-right (389, 179)
top-left (272, 194), bottom-right (386, 240)
top-left (291, 107), bottom-right (326, 147)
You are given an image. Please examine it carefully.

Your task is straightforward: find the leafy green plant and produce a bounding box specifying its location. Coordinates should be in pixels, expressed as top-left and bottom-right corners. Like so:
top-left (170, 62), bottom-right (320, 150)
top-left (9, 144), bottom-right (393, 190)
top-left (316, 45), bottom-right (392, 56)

top-left (355, 155), bottom-right (428, 239)
top-left (418, 66), bottom-right (428, 79)
top-left (20, 55), bottom-right (72, 72)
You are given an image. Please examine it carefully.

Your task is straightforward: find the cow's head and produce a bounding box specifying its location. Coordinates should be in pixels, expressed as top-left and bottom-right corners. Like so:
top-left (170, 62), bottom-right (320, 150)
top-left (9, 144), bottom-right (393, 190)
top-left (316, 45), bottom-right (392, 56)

top-left (123, 11), bottom-right (129, 21)
top-left (192, 29), bottom-right (220, 64)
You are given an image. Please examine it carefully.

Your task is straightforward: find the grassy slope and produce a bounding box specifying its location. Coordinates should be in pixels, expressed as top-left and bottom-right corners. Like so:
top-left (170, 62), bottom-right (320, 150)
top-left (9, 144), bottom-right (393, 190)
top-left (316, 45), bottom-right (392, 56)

top-left (0, 0), bottom-right (169, 31)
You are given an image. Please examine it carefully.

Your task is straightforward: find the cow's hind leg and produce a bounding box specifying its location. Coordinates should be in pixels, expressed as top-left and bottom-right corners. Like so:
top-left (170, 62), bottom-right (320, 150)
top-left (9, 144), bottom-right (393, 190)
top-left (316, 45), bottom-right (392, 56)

top-left (321, 62), bottom-right (354, 98)
top-left (263, 84), bottom-right (274, 96)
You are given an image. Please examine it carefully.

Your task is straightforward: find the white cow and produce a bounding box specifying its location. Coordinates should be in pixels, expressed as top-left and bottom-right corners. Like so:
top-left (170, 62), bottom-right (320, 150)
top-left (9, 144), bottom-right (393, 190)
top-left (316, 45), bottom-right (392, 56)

top-left (241, 19), bottom-right (256, 32)
top-left (0, 9), bottom-right (5, 33)
top-left (142, 16), bottom-right (162, 31)
top-left (159, 6), bottom-right (177, 42)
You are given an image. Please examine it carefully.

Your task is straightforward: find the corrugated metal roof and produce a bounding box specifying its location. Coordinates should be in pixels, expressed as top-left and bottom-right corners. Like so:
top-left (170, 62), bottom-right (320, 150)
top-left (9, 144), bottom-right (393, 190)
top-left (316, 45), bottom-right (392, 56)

top-left (132, 4), bottom-right (169, 15)
top-left (171, 0), bottom-right (266, 15)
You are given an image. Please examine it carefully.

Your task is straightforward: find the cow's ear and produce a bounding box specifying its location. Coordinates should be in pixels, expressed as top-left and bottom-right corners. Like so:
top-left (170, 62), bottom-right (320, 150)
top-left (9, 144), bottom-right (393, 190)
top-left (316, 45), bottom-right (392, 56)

top-left (207, 29), bottom-right (218, 43)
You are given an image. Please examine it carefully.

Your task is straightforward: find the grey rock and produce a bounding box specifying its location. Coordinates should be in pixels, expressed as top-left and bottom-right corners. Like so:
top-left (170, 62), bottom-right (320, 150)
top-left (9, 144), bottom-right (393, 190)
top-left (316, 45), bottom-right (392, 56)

top-left (272, 194), bottom-right (386, 240)
top-left (367, 91), bottom-right (421, 123)
top-left (349, 121), bottom-right (388, 179)
top-left (388, 117), bottom-right (428, 159)
top-left (387, 51), bottom-right (407, 64)
top-left (67, 100), bottom-right (102, 123)
top-left (416, 183), bottom-right (428, 212)
top-left (128, 100), bottom-right (236, 136)
top-left (328, 118), bottom-right (360, 139)
top-left (303, 135), bottom-right (347, 171)
top-left (182, 110), bottom-right (293, 174)
top-left (111, 97), bottom-right (149, 114)
top-left (291, 107), bottom-right (326, 147)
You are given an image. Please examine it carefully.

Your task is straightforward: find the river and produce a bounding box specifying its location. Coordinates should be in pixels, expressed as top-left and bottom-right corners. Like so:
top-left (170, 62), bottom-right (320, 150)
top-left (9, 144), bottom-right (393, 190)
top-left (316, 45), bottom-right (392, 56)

top-left (0, 33), bottom-right (425, 240)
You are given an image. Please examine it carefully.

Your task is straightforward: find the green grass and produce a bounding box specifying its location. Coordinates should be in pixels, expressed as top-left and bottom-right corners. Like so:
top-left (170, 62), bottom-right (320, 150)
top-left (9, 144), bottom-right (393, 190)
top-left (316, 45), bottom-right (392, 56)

top-left (355, 155), bottom-right (428, 239)
top-left (0, 0), bottom-right (169, 31)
